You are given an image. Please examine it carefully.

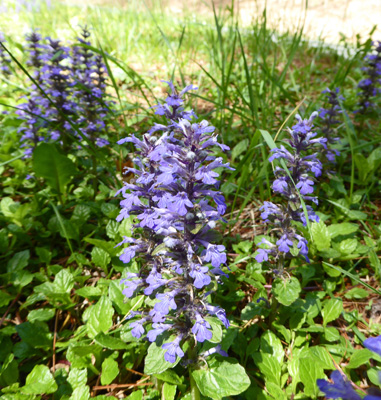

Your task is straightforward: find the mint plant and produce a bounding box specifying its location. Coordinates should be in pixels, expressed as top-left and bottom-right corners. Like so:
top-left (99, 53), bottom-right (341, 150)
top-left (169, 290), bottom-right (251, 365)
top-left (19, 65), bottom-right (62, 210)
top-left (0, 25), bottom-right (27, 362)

top-left (116, 81), bottom-right (250, 398)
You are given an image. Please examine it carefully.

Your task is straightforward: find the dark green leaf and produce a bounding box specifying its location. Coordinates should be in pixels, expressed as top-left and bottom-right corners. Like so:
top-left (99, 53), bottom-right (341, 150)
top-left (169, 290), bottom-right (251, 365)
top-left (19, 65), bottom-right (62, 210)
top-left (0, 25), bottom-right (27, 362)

top-left (32, 143), bottom-right (77, 195)
top-left (94, 332), bottom-right (129, 350)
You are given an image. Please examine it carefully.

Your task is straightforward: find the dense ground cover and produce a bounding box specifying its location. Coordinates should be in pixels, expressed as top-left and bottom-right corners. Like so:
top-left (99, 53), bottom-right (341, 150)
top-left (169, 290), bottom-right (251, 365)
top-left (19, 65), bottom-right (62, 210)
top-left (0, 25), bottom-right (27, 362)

top-left (0, 0), bottom-right (380, 399)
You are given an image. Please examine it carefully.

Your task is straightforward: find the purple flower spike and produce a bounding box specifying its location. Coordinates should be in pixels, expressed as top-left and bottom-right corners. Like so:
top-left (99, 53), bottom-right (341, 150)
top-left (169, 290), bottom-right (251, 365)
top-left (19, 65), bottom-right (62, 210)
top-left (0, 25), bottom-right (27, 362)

top-left (317, 370), bottom-right (362, 400)
top-left (256, 110), bottom-right (330, 272)
top-left (356, 41), bottom-right (381, 113)
top-left (116, 81), bottom-right (230, 362)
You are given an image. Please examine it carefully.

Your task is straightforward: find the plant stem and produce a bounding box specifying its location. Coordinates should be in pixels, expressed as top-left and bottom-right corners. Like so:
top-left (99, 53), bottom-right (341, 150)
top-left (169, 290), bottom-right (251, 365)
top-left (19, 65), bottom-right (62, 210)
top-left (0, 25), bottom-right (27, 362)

top-left (92, 153), bottom-right (98, 200)
top-left (190, 372), bottom-right (201, 400)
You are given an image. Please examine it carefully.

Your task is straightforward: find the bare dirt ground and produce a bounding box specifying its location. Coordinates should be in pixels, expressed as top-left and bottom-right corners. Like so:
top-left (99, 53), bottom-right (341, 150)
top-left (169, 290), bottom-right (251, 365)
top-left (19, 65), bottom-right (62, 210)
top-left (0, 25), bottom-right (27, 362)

top-left (66, 0), bottom-right (381, 44)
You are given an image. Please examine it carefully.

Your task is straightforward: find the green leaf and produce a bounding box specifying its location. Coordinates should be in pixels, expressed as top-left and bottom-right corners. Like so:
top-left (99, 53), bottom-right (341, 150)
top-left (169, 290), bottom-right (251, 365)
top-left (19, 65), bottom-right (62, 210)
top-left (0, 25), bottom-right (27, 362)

top-left (108, 280), bottom-right (131, 314)
top-left (76, 286), bottom-right (102, 298)
top-left (7, 250), bottom-right (30, 273)
top-left (369, 249), bottom-right (380, 271)
top-left (231, 139), bottom-right (249, 161)
top-left (0, 354), bottom-right (19, 387)
top-left (322, 262), bottom-right (342, 277)
top-left (327, 223), bottom-right (358, 238)
top-left (118, 216), bottom-right (134, 237)
top-left (337, 238), bottom-right (358, 255)
top-left (354, 153), bottom-right (372, 181)
top-left (368, 368), bottom-right (381, 386)
top-left (272, 277), bottom-right (301, 306)
top-left (192, 357), bottom-right (250, 400)
top-left (346, 349), bottom-right (373, 369)
top-left (84, 238), bottom-right (118, 256)
top-left (36, 247), bottom-right (52, 265)
top-left (70, 385), bottom-right (90, 400)
top-left (204, 317), bottom-right (222, 344)
top-left (94, 332), bottom-right (129, 350)
top-left (21, 365), bottom-right (57, 394)
top-left (28, 308), bottom-right (56, 322)
top-left (299, 357), bottom-right (325, 397)
top-left (322, 298), bottom-right (343, 326)
top-left (91, 247), bottom-right (111, 269)
top-left (162, 383), bottom-right (176, 400)
top-left (260, 331), bottom-right (284, 364)
top-left (266, 382), bottom-right (287, 400)
top-left (303, 347), bottom-right (334, 369)
top-left (32, 143), bottom-right (77, 195)
top-left (86, 296), bottom-right (114, 338)
top-left (54, 269), bottom-right (74, 293)
top-left (101, 357), bottom-right (119, 385)
top-left (67, 368), bottom-right (87, 390)
top-left (127, 391), bottom-right (143, 400)
top-left (153, 370), bottom-right (182, 385)
top-left (344, 287), bottom-right (369, 299)
top-left (72, 204), bottom-right (92, 222)
top-left (16, 321), bottom-right (52, 348)
top-left (0, 291), bottom-right (12, 308)
top-left (106, 220), bottom-right (119, 239)
top-left (101, 203), bottom-right (119, 219)
top-left (66, 344), bottom-right (97, 369)
top-left (252, 352), bottom-right (281, 385)
top-left (311, 221), bottom-right (331, 251)
top-left (144, 337), bottom-right (182, 375)
top-left (324, 327), bottom-right (340, 342)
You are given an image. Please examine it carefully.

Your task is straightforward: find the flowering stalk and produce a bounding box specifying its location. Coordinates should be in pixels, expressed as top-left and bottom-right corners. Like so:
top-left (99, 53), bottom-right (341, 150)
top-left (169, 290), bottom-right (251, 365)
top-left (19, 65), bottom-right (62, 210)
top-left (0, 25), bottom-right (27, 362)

top-left (72, 27), bottom-right (111, 148)
top-left (116, 82), bottom-right (232, 367)
top-left (17, 28), bottom-right (113, 157)
top-left (356, 40), bottom-right (381, 113)
top-left (255, 112), bottom-right (326, 272)
top-left (40, 37), bottom-right (76, 147)
top-left (17, 31), bottom-right (49, 158)
top-left (318, 88), bottom-right (343, 165)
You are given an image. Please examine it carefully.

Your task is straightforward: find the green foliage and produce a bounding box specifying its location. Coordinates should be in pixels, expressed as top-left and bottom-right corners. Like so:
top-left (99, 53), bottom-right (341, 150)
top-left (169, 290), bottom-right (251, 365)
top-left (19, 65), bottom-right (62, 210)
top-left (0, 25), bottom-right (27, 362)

top-left (192, 357), bottom-right (250, 399)
top-left (32, 143), bottom-right (78, 201)
top-left (0, 1), bottom-right (380, 399)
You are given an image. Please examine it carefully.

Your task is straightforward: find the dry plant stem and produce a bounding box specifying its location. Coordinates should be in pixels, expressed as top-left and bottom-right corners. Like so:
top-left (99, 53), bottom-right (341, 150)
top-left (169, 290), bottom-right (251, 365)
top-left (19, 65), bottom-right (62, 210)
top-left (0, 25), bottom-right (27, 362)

top-left (92, 382), bottom-right (153, 390)
top-left (0, 293), bottom-right (20, 328)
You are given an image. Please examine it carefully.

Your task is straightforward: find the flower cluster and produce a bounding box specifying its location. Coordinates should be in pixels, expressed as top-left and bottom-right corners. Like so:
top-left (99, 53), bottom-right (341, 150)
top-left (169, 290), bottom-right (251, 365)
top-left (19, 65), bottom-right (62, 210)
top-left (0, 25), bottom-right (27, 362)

top-left (255, 112), bottom-right (327, 271)
top-left (0, 33), bottom-right (12, 76)
top-left (318, 88), bottom-right (343, 164)
top-left (317, 335), bottom-right (381, 400)
top-left (16, 31), bottom-right (49, 157)
top-left (116, 81), bottom-right (232, 363)
top-left (16, 28), bottom-right (112, 156)
top-left (357, 40), bottom-right (381, 113)
top-left (72, 27), bottom-right (111, 147)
